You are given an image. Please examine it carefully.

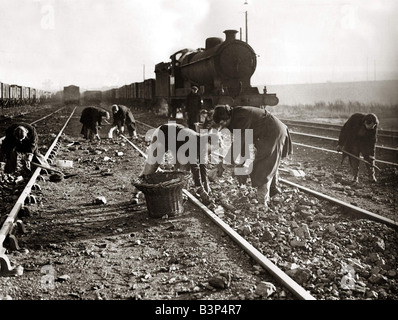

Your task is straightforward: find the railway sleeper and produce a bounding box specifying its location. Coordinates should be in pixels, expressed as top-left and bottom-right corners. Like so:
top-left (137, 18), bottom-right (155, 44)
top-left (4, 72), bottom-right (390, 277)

top-left (24, 194), bottom-right (37, 205)
top-left (0, 254), bottom-right (16, 276)
top-left (0, 253), bottom-right (23, 277)
top-left (18, 206), bottom-right (32, 218)
top-left (4, 234), bottom-right (21, 251)
top-left (31, 183), bottom-right (41, 191)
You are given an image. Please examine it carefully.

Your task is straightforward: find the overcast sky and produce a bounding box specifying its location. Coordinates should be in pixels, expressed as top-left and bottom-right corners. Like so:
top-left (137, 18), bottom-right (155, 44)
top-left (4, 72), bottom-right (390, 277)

top-left (1, 0), bottom-right (397, 91)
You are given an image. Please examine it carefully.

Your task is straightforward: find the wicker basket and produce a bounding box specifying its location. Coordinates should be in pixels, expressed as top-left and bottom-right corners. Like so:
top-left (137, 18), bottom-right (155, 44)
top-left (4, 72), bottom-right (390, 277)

top-left (132, 171), bottom-right (189, 218)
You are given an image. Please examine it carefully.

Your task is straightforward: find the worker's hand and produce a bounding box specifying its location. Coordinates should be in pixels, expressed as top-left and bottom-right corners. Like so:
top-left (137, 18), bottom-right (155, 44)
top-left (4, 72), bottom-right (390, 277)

top-left (216, 162), bottom-right (225, 177)
top-left (24, 153), bottom-right (33, 171)
top-left (235, 174), bottom-right (248, 185)
top-left (23, 159), bottom-right (31, 171)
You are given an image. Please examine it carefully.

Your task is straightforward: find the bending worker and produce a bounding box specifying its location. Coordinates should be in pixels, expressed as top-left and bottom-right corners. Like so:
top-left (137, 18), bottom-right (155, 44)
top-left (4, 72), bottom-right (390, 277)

top-left (212, 105), bottom-right (292, 208)
top-left (0, 122), bottom-right (48, 174)
top-left (337, 113), bottom-right (379, 183)
top-left (108, 104), bottom-right (138, 139)
top-left (80, 107), bottom-right (110, 141)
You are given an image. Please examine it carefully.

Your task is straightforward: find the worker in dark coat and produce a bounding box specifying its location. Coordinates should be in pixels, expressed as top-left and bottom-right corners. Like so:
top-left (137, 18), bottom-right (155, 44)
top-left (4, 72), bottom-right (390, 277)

top-left (80, 107), bottom-right (110, 141)
top-left (0, 122), bottom-right (48, 174)
top-left (140, 123), bottom-right (218, 194)
top-left (212, 105), bottom-right (293, 207)
top-left (185, 86), bottom-right (203, 130)
top-left (108, 104), bottom-right (138, 139)
top-left (337, 113), bottom-right (379, 183)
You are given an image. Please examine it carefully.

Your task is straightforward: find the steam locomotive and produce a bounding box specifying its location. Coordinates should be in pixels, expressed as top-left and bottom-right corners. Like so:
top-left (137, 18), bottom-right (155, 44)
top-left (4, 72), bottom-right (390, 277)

top-left (103, 29), bottom-right (278, 113)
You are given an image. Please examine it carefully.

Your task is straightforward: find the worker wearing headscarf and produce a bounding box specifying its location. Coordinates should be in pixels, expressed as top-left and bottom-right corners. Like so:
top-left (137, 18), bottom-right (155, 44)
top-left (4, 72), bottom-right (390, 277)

top-left (212, 105), bottom-right (292, 207)
top-left (108, 104), bottom-right (138, 139)
top-left (80, 107), bottom-right (110, 141)
top-left (0, 122), bottom-right (47, 173)
top-left (337, 113), bottom-right (379, 183)
top-left (140, 122), bottom-right (219, 194)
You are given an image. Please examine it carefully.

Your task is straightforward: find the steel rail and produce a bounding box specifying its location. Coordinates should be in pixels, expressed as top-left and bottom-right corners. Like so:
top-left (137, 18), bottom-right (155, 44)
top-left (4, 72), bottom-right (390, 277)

top-left (125, 120), bottom-right (397, 295)
top-left (292, 142), bottom-right (398, 167)
top-left (137, 119), bottom-right (397, 154)
top-left (184, 190), bottom-right (316, 300)
top-left (280, 178), bottom-right (398, 230)
top-left (121, 127), bottom-right (317, 300)
top-left (280, 118), bottom-right (398, 137)
top-left (290, 130), bottom-right (398, 153)
top-left (0, 107), bottom-right (76, 275)
top-left (30, 106), bottom-right (65, 125)
top-left (0, 106), bottom-right (66, 143)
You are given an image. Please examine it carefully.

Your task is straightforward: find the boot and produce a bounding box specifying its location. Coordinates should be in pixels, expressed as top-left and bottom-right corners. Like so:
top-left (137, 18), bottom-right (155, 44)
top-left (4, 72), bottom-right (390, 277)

top-left (366, 158), bottom-right (377, 183)
top-left (351, 164), bottom-right (359, 184)
top-left (352, 175), bottom-right (359, 184)
top-left (270, 172), bottom-right (281, 198)
top-left (257, 184), bottom-right (270, 207)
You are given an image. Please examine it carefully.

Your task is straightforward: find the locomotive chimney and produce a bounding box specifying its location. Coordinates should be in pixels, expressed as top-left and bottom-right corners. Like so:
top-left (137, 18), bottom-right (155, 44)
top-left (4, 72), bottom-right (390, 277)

top-left (224, 30), bottom-right (238, 42)
top-left (206, 37), bottom-right (223, 49)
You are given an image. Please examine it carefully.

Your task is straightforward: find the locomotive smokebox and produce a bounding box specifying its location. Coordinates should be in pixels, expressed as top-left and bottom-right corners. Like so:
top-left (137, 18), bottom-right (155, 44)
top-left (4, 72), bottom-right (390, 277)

top-left (177, 29), bottom-right (259, 99)
top-left (224, 30), bottom-right (238, 42)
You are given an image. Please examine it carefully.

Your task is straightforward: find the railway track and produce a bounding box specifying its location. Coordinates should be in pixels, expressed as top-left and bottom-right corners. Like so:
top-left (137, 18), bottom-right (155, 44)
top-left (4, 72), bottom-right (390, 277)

top-left (0, 105), bottom-right (66, 142)
top-left (121, 133), bottom-right (315, 300)
top-left (0, 106), bottom-right (396, 302)
top-left (279, 118), bottom-right (398, 165)
top-left (280, 118), bottom-right (398, 147)
top-left (0, 106), bottom-right (77, 276)
top-left (288, 130), bottom-right (398, 165)
top-left (132, 118), bottom-right (397, 299)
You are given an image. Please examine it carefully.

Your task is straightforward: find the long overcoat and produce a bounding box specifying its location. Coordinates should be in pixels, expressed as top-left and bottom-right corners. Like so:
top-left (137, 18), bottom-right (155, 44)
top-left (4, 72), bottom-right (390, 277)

top-left (112, 105), bottom-right (136, 135)
top-left (80, 107), bottom-right (108, 138)
top-left (225, 106), bottom-right (292, 188)
top-left (338, 113), bottom-right (378, 162)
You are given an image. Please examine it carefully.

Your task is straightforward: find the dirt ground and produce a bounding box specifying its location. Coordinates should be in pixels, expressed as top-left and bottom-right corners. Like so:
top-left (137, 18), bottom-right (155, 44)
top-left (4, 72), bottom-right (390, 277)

top-left (0, 105), bottom-right (293, 302)
top-left (0, 104), bottom-right (397, 306)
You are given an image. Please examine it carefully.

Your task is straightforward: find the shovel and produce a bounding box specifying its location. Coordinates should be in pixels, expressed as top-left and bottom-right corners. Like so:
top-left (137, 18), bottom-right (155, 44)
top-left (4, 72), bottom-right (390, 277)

top-left (279, 168), bottom-right (306, 178)
top-left (213, 151), bottom-right (305, 177)
top-left (340, 150), bottom-right (381, 171)
top-left (31, 162), bottom-right (77, 179)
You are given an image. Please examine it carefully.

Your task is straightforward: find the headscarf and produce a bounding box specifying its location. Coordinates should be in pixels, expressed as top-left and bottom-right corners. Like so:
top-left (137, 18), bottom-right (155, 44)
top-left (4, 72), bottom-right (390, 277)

top-left (112, 105), bottom-right (119, 113)
top-left (13, 126), bottom-right (28, 141)
top-left (364, 113), bottom-right (379, 130)
top-left (212, 105), bottom-right (232, 124)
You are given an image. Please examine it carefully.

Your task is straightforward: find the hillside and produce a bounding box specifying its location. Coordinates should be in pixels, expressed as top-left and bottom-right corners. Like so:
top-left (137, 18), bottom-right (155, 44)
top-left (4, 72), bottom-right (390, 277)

top-left (261, 80), bottom-right (398, 106)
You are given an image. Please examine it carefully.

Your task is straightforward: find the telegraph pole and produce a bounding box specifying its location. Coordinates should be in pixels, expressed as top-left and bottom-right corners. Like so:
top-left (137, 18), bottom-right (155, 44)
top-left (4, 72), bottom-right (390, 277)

top-left (244, 0), bottom-right (248, 43)
top-left (143, 64), bottom-right (145, 81)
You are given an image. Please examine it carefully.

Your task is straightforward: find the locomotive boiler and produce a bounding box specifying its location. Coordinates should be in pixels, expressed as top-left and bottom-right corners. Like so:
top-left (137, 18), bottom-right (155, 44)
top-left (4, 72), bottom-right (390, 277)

top-left (156, 29), bottom-right (279, 110)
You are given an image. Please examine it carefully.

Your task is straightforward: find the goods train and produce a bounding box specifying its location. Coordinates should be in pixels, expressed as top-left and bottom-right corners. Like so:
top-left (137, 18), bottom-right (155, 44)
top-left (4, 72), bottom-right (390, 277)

top-left (63, 85), bottom-right (80, 105)
top-left (81, 90), bottom-right (102, 105)
top-left (59, 86), bottom-right (101, 105)
top-left (0, 81), bottom-right (52, 108)
top-left (102, 29), bottom-right (279, 114)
